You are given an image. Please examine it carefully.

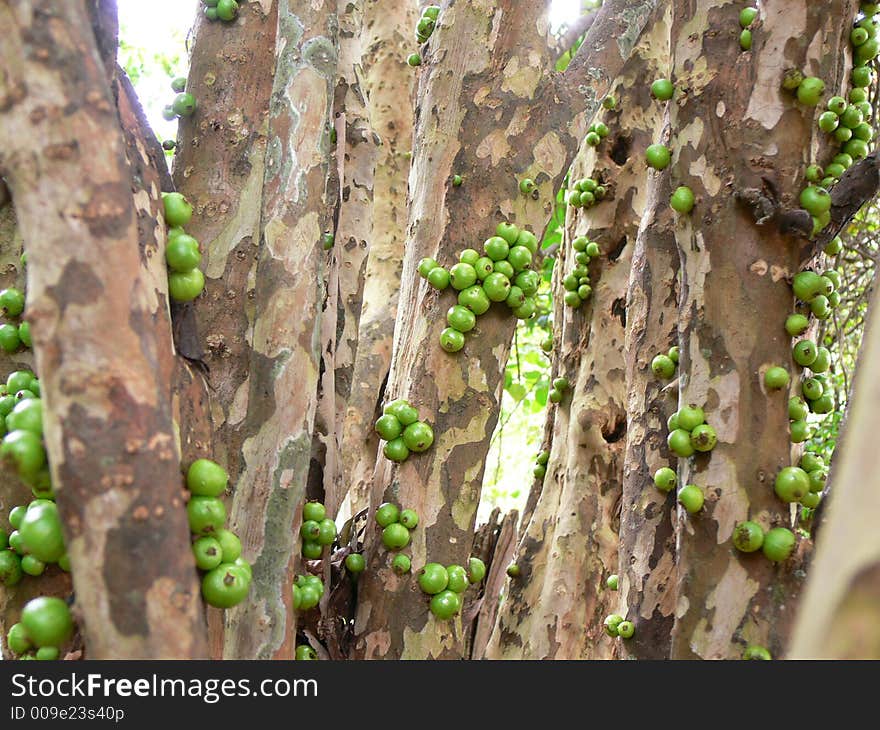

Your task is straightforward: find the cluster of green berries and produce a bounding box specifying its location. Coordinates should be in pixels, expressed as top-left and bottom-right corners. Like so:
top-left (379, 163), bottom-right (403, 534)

top-left (299, 500), bottom-right (337, 560)
top-left (162, 192), bottom-right (205, 302)
top-left (651, 345), bottom-right (679, 379)
top-left (418, 222), bottom-right (542, 352)
top-left (375, 501), bottom-right (418, 553)
top-left (548, 376), bottom-right (569, 404)
top-left (201, 0), bottom-right (239, 23)
top-left (772, 453), bottom-right (826, 512)
top-left (0, 280), bottom-right (30, 354)
top-left (532, 449), bottom-right (550, 480)
top-left (416, 557), bottom-right (486, 621)
top-left (2, 498), bottom-right (67, 586)
top-left (666, 404), bottom-right (717, 458)
top-left (562, 235), bottom-right (600, 309)
top-left (185, 458), bottom-right (251, 609)
top-left (162, 77), bottom-right (197, 121)
top-left (415, 5), bottom-right (439, 43)
top-left (603, 613), bottom-right (634, 639)
top-left (584, 120), bottom-right (610, 148)
top-left (6, 596), bottom-right (73, 661)
top-left (374, 398), bottom-right (434, 463)
top-left (1, 370), bottom-right (52, 500)
top-left (646, 79), bottom-right (697, 214)
top-left (739, 5), bottom-right (757, 50)
top-left (292, 572), bottom-right (325, 613)
top-left (732, 520), bottom-right (797, 563)
top-left (566, 176), bottom-right (606, 209)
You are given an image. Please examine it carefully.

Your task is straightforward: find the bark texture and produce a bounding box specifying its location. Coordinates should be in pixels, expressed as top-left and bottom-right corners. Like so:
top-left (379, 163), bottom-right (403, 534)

top-left (0, 0), bottom-right (206, 659)
top-left (352, 0), bottom-right (659, 660)
top-left (667, 0), bottom-right (855, 659)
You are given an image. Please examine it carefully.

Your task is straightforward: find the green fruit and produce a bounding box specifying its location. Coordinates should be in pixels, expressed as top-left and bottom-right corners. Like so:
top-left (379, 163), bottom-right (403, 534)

top-left (482, 272), bottom-right (511, 302)
top-left (316, 518), bottom-right (337, 546)
top-left (449, 262), bottom-right (477, 291)
top-left (169, 269), bottom-right (205, 302)
top-left (800, 186), bottom-right (831, 217)
top-left (407, 53), bottom-right (422, 67)
top-left (214, 529), bottom-right (242, 563)
top-left (302, 501), bottom-right (326, 523)
top-left (384, 399), bottom-right (419, 425)
top-left (852, 26), bottom-right (870, 46)
top-left (516, 229), bottom-right (538, 254)
top-left (733, 521), bottom-right (764, 552)
top-left (515, 270), bottom-right (540, 297)
top-left (651, 78), bottom-right (674, 101)
top-left (7, 398), bottom-right (42, 436)
top-left (606, 574), bottom-right (619, 590)
top-left (383, 437), bottom-right (410, 462)
top-left (446, 565), bottom-right (468, 593)
top-left (844, 138), bottom-right (870, 159)
top-left (381, 523), bottom-right (410, 551)
top-left (800, 491), bottom-right (820, 509)
top-left (375, 502), bottom-right (400, 527)
top-left (505, 286), bottom-right (526, 310)
top-left (764, 366), bottom-right (789, 390)
top-left (789, 420), bottom-right (811, 443)
top-left (0, 395), bottom-right (15, 419)
top-left (202, 564), bottom-right (250, 608)
top-left (507, 245), bottom-right (533, 272)
top-left (0, 550), bottom-right (22, 586)
top-left (430, 590), bottom-right (461, 620)
top-left (163, 192), bottom-right (193, 227)
top-left (810, 393), bottom-right (834, 414)
top-left (782, 68), bottom-right (805, 91)
top-left (802, 377), bottom-right (823, 401)
top-left (553, 377), bottom-right (570, 392)
top-left (458, 285), bottom-right (491, 315)
top-left (19, 501), bottom-right (65, 563)
top-left (800, 452), bottom-right (824, 472)
top-left (216, 0), bottom-right (239, 22)
top-left (604, 613), bottom-right (624, 637)
top-left (193, 536), bottom-right (223, 571)
top-left (818, 111), bottom-right (839, 133)
top-left (418, 257), bottom-right (438, 278)
top-left (678, 485), bottom-right (704, 514)
top-left (654, 466), bottom-right (677, 493)
top-left (7, 371), bottom-right (35, 394)
top-left (418, 563), bottom-right (449, 594)
top-left (585, 131), bottom-right (601, 147)
top-left (810, 347), bottom-right (831, 373)
top-left (0, 287), bottom-right (25, 317)
top-left (375, 414), bottom-right (403, 442)
top-left (577, 285), bottom-right (592, 300)
top-left (792, 340), bottom-right (817, 367)
top-left (796, 76), bottom-right (825, 106)
top-left (533, 463), bottom-right (546, 479)
top-left (690, 424), bottom-right (717, 452)
top-left (586, 241), bottom-right (601, 258)
top-left (513, 297), bottom-right (536, 320)
top-left (427, 267), bottom-right (450, 290)
top-left (854, 122), bottom-right (874, 142)
top-left (785, 314), bottom-right (809, 337)
top-left (467, 557), bottom-right (486, 583)
top-left (667, 412), bottom-right (680, 431)
top-left (762, 527), bottom-right (795, 562)
top-left (459, 248), bottom-right (480, 266)
top-left (171, 76), bottom-right (187, 93)
top-left (165, 234), bottom-right (201, 272)
top-left (439, 327), bottom-right (465, 353)
top-left (668, 346), bottom-right (679, 364)
top-left (9, 504), bottom-right (26, 530)
top-left (1, 429), bottom-right (46, 479)
top-left (617, 620), bottom-right (635, 638)
top-left (297, 584), bottom-right (321, 611)
top-left (484, 236), bottom-right (510, 261)
top-left (792, 271), bottom-right (823, 302)
top-left (187, 496), bottom-right (227, 535)
top-left (774, 466), bottom-right (810, 503)
top-left (668, 429), bottom-right (695, 458)
top-left (670, 186), bottom-right (695, 214)
top-left (186, 459), bottom-right (228, 497)
top-left (21, 596), bottom-right (73, 648)
top-left (403, 421), bottom-right (433, 453)
top-left (519, 178), bottom-right (536, 194)
top-left (392, 554), bottom-right (412, 574)
top-left (739, 6), bottom-right (758, 27)
top-left (474, 257), bottom-right (494, 280)
top-left (808, 468), bottom-right (827, 493)
top-left (345, 553), bottom-right (366, 573)
top-left (835, 125), bottom-right (853, 142)
top-left (399, 509), bottom-right (419, 530)
top-left (7, 622), bottom-right (31, 654)
top-left (301, 541), bottom-right (323, 559)
top-left (506, 563), bottom-right (520, 578)
top-left (603, 95), bottom-right (617, 110)
top-left (295, 644), bottom-right (318, 660)
top-left (548, 388), bottom-right (563, 404)
top-left (536, 450), bottom-right (550, 466)
top-left (651, 354), bottom-right (675, 379)
top-left (19, 553), bottom-right (41, 574)
top-left (805, 164), bottom-right (824, 183)
top-left (743, 645), bottom-right (772, 660)
top-left (677, 405), bottom-right (705, 431)
top-left (739, 29), bottom-right (752, 51)
top-left (840, 105), bottom-right (864, 129)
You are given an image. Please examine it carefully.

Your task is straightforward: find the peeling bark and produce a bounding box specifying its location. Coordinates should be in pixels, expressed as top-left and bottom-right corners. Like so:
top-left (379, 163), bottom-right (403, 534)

top-left (486, 18), bottom-right (666, 658)
top-left (0, 0), bottom-right (206, 659)
top-left (223, 0), bottom-right (337, 660)
top-left (352, 0), bottom-right (659, 660)
top-left (667, 0), bottom-right (855, 659)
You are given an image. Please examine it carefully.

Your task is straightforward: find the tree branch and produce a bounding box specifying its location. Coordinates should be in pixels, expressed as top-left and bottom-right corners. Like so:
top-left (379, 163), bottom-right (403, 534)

top-left (812, 152), bottom-right (880, 256)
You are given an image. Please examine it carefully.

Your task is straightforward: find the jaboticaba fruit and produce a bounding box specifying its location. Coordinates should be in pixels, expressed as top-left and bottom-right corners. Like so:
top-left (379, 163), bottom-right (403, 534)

top-left (677, 405), bottom-right (704, 431)
top-left (743, 645), bottom-right (772, 660)
top-left (467, 557), bottom-right (486, 583)
top-left (651, 354), bottom-right (675, 379)
top-left (616, 620), bottom-right (635, 638)
top-left (429, 590), bottom-right (461, 620)
top-left (603, 614), bottom-right (624, 637)
top-left (762, 527), bottom-right (795, 562)
top-left (670, 186), bottom-right (695, 214)
top-left (792, 340), bottom-right (817, 367)
top-left (20, 597), bottom-right (73, 648)
top-left (645, 144), bottom-right (671, 170)
top-left (381, 523), bottom-right (410, 551)
top-left (650, 78), bottom-right (674, 101)
top-left (689, 424), bottom-right (717, 452)
top-left (732, 521), bottom-right (764, 553)
top-left (375, 502), bottom-right (400, 527)
top-left (446, 565), bottom-right (468, 593)
top-left (677, 485), bottom-right (704, 514)
top-left (344, 553), bottom-right (365, 573)
top-left (653, 466), bottom-right (677, 493)
top-left (796, 76), bottom-right (825, 106)
top-left (668, 429), bottom-right (695, 458)
top-left (764, 366), bottom-right (789, 390)
top-left (418, 563), bottom-right (448, 594)
top-left (785, 314), bottom-right (809, 337)
top-left (774, 466), bottom-right (810, 503)
top-left (392, 554), bottom-right (411, 574)
top-left (606, 574), bottom-right (619, 590)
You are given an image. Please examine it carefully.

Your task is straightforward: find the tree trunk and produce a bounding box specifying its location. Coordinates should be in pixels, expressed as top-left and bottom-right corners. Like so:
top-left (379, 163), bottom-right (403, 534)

top-left (667, 0), bottom-right (855, 659)
top-left (486, 16), bottom-right (667, 659)
top-left (0, 0), bottom-right (207, 659)
top-left (351, 0), bottom-right (660, 660)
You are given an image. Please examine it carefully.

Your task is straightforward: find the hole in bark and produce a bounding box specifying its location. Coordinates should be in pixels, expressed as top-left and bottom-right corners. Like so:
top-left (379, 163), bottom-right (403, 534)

top-left (609, 135), bottom-right (632, 166)
top-left (612, 297), bottom-right (626, 328)
top-left (608, 236), bottom-right (627, 262)
top-left (602, 416), bottom-right (626, 444)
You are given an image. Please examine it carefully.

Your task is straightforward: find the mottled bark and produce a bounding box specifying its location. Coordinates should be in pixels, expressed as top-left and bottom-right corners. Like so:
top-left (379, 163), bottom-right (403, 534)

top-left (0, 0), bottom-right (206, 658)
top-left (341, 0), bottom-right (416, 519)
top-left (486, 19), bottom-right (666, 658)
top-left (789, 284), bottom-right (880, 658)
top-left (667, 0), bottom-right (855, 659)
top-left (223, 1), bottom-right (337, 660)
top-left (352, 0), bottom-right (659, 660)
top-left (619, 133), bottom-right (680, 659)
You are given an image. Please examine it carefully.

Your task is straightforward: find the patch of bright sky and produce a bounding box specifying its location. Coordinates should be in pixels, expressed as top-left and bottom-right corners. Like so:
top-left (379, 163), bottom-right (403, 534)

top-left (550, 0), bottom-right (583, 31)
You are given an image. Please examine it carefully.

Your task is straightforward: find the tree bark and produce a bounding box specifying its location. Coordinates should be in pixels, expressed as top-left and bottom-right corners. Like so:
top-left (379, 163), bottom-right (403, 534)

top-left (667, 0), bottom-right (855, 659)
top-left (352, 0), bottom-right (659, 660)
top-left (222, 0), bottom-right (337, 660)
top-left (0, 0), bottom-right (206, 659)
